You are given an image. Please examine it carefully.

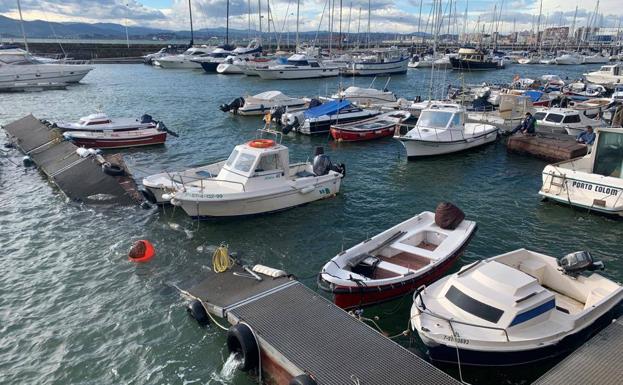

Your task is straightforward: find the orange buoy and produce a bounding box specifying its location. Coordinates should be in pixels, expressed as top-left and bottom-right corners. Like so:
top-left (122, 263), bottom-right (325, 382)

top-left (248, 139), bottom-right (275, 148)
top-left (128, 240), bottom-right (155, 262)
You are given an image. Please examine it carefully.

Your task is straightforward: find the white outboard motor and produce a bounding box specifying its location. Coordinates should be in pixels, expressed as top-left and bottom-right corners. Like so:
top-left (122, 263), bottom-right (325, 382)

top-left (558, 251), bottom-right (604, 277)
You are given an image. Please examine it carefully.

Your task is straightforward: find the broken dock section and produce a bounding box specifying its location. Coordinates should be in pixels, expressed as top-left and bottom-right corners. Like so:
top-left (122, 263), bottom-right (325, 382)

top-left (506, 133), bottom-right (588, 162)
top-left (183, 266), bottom-right (461, 385)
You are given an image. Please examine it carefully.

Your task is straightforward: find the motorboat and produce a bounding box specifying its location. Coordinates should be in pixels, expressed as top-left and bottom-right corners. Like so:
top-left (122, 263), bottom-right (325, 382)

top-left (193, 47), bottom-right (234, 73)
top-left (408, 55), bottom-right (434, 68)
top-left (319, 203), bottom-right (477, 309)
top-left (411, 249), bottom-right (622, 366)
top-left (539, 56), bottom-right (556, 65)
top-left (450, 47), bottom-right (502, 71)
top-left (394, 102), bottom-right (498, 157)
top-left (330, 111), bottom-right (411, 142)
top-left (582, 53), bottom-right (609, 64)
top-left (331, 86), bottom-right (398, 107)
top-left (0, 48), bottom-right (93, 90)
top-left (62, 127), bottom-right (168, 149)
top-left (517, 54), bottom-right (541, 64)
top-left (55, 113), bottom-right (158, 132)
top-left (143, 46), bottom-right (183, 65)
top-left (568, 98), bottom-right (614, 119)
top-left (532, 107), bottom-right (604, 135)
top-left (433, 54), bottom-right (453, 69)
top-left (219, 91), bottom-right (307, 116)
top-left (255, 54), bottom-right (341, 80)
top-left (563, 82), bottom-right (606, 98)
top-left (342, 49), bottom-right (409, 76)
top-left (554, 52), bottom-right (583, 65)
top-left (215, 42), bottom-right (264, 74)
top-left (539, 126), bottom-right (623, 215)
top-left (153, 132), bottom-right (345, 217)
top-left (585, 63), bottom-right (623, 89)
top-left (216, 57), bottom-right (244, 74)
top-left (282, 99), bottom-right (381, 135)
top-left (238, 57), bottom-right (285, 76)
top-left (154, 46), bottom-right (214, 69)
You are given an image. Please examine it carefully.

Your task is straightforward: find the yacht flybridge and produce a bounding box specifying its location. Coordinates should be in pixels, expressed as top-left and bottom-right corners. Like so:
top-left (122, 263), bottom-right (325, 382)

top-left (0, 48), bottom-right (93, 90)
top-left (255, 54), bottom-right (341, 80)
top-left (142, 131), bottom-right (345, 217)
top-left (539, 127), bottom-right (623, 216)
top-left (411, 249), bottom-right (622, 366)
top-left (394, 102), bottom-right (498, 157)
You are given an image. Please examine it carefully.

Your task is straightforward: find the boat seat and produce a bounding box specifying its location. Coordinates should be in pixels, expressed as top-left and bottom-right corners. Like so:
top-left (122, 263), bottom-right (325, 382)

top-left (584, 287), bottom-right (610, 309)
top-left (390, 241), bottom-right (436, 259)
top-left (379, 252), bottom-right (430, 272)
top-left (518, 259), bottom-right (547, 284)
top-left (295, 170), bottom-right (315, 178)
top-left (195, 170), bottom-right (215, 178)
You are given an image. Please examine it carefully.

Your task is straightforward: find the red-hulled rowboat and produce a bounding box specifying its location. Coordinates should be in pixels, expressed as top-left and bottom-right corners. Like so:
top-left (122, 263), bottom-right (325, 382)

top-left (330, 111), bottom-right (410, 142)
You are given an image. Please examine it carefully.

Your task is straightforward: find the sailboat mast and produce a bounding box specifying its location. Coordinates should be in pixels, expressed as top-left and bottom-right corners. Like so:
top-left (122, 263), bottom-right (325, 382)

top-left (16, 0), bottom-right (29, 52)
top-left (188, 0), bottom-right (194, 46)
top-left (258, 0), bottom-right (262, 45)
top-left (357, 6), bottom-right (362, 48)
top-left (347, 2), bottom-right (352, 49)
top-left (366, 0), bottom-right (371, 49)
top-left (536, 0), bottom-right (542, 49)
top-left (226, 0), bottom-right (230, 45)
top-left (296, 0), bottom-right (300, 49)
top-left (339, 0), bottom-right (343, 50)
top-left (267, 0), bottom-right (270, 51)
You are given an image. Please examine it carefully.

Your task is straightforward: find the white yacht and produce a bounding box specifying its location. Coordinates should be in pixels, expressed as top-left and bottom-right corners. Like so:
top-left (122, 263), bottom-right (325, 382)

top-left (539, 126), bottom-right (623, 216)
top-left (582, 53), bottom-right (609, 64)
top-left (192, 47), bottom-right (233, 72)
top-left (144, 132), bottom-right (345, 216)
top-left (554, 52), bottom-right (583, 65)
top-left (393, 103), bottom-right (498, 157)
top-left (219, 91), bottom-right (307, 115)
top-left (0, 48), bottom-right (93, 90)
top-left (215, 42), bottom-right (265, 73)
top-left (255, 54), bottom-right (341, 80)
top-left (585, 63), bottom-right (623, 89)
top-left (411, 249), bottom-right (622, 366)
top-left (532, 107), bottom-right (604, 136)
top-left (343, 49), bottom-right (409, 76)
top-left (408, 55), bottom-right (434, 68)
top-left (154, 46), bottom-right (213, 69)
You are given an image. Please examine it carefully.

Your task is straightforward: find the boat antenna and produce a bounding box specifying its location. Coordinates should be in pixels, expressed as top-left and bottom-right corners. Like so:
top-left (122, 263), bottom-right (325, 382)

top-left (188, 0), bottom-right (194, 46)
top-left (16, 0), bottom-right (29, 52)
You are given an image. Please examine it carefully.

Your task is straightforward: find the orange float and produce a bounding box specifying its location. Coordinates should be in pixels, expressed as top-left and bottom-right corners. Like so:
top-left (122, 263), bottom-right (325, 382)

top-left (248, 139), bottom-right (275, 148)
top-left (128, 240), bottom-right (155, 262)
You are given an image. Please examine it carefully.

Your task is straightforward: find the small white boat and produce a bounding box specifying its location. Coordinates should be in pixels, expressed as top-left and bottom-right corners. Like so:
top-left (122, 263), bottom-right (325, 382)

top-left (319, 203), bottom-right (477, 309)
top-left (518, 55), bottom-right (541, 64)
top-left (539, 126), bottom-right (623, 216)
top-left (63, 127), bottom-right (168, 149)
top-left (408, 55), bottom-right (434, 68)
top-left (411, 249), bottom-right (622, 366)
top-left (585, 63), bottom-right (623, 89)
top-left (331, 86), bottom-right (398, 106)
top-left (394, 102), bottom-right (498, 157)
top-left (582, 53), bottom-right (609, 64)
top-left (219, 91), bottom-right (307, 115)
top-left (255, 54), bottom-right (341, 80)
top-left (532, 107), bottom-right (604, 136)
top-left (55, 113), bottom-right (158, 132)
top-left (555, 52), bottom-right (583, 65)
top-left (564, 82), bottom-right (606, 98)
top-left (154, 46), bottom-right (213, 69)
top-left (146, 131), bottom-right (345, 216)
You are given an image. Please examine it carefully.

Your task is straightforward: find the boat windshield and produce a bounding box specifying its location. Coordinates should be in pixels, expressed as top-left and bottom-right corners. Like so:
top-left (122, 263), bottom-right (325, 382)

top-left (593, 132), bottom-right (623, 179)
top-left (225, 149), bottom-right (239, 167)
top-left (445, 285), bottom-right (504, 324)
top-left (417, 111), bottom-right (453, 129)
top-left (233, 153), bottom-right (257, 173)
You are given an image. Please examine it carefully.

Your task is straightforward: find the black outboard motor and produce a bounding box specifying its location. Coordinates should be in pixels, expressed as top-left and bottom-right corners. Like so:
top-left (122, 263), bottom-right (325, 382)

top-left (219, 97), bottom-right (245, 113)
top-left (308, 98), bottom-right (322, 108)
top-left (140, 114), bottom-right (155, 124)
top-left (312, 147), bottom-right (346, 177)
top-left (558, 251), bottom-right (604, 277)
top-left (271, 105), bottom-right (287, 126)
top-left (282, 115), bottom-right (300, 135)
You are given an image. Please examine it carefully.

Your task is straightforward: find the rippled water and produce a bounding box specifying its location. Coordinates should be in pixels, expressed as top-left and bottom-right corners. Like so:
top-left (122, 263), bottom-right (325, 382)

top-left (1, 63), bottom-right (621, 385)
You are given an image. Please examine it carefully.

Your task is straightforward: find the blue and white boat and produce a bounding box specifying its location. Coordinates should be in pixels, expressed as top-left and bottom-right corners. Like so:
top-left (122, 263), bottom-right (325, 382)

top-left (343, 49), bottom-right (409, 76)
top-left (283, 100), bottom-right (381, 135)
top-left (411, 249), bottom-right (623, 366)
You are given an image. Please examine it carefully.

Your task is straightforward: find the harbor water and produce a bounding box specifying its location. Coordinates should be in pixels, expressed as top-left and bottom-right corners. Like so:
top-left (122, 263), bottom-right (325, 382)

top-left (1, 63), bottom-right (621, 385)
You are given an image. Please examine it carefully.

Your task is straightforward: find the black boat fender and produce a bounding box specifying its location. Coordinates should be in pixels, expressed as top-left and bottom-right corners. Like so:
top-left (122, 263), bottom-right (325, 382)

top-left (101, 162), bottom-right (125, 177)
top-left (226, 323), bottom-right (259, 371)
top-left (289, 374), bottom-right (318, 385)
top-left (139, 188), bottom-right (158, 204)
top-left (187, 299), bottom-right (210, 326)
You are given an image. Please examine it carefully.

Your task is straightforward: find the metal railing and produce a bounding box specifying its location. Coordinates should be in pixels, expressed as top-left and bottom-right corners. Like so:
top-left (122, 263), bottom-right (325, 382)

top-left (396, 124), bottom-right (468, 142)
top-left (169, 172), bottom-right (246, 193)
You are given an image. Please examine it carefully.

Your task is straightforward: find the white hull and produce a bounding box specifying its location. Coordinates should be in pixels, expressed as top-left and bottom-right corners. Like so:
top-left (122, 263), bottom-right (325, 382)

top-left (399, 130), bottom-right (498, 157)
top-left (345, 58), bottom-right (409, 75)
top-left (256, 67), bottom-right (340, 79)
top-left (155, 58), bottom-right (203, 69)
top-left (172, 176), bottom-right (341, 217)
top-left (0, 65), bottom-right (92, 89)
top-left (216, 63), bottom-right (243, 74)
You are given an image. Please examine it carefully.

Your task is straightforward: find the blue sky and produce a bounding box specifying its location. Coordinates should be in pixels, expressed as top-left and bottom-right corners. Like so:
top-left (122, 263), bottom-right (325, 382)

top-left (0, 1), bottom-right (621, 33)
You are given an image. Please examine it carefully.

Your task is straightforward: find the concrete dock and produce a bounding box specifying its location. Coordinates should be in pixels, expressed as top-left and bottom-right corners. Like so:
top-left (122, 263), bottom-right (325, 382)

top-left (533, 318), bottom-right (623, 385)
top-left (183, 266), bottom-right (461, 385)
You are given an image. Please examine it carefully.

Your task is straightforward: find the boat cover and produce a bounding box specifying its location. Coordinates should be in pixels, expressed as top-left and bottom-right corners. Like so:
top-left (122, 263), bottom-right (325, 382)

top-left (524, 90), bottom-right (543, 102)
top-left (304, 100), bottom-right (352, 118)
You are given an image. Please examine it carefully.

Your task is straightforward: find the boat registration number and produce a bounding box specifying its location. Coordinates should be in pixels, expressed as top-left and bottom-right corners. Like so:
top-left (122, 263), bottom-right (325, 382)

top-left (443, 335), bottom-right (470, 345)
top-left (571, 181), bottom-right (619, 196)
top-left (190, 193), bottom-right (224, 199)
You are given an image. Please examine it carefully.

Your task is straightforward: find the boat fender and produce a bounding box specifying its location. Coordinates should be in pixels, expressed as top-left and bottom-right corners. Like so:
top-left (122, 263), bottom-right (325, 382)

top-left (22, 156), bottom-right (34, 167)
top-left (300, 186), bottom-right (315, 194)
top-left (187, 299), bottom-right (210, 326)
top-left (289, 374), bottom-right (318, 385)
top-left (140, 188), bottom-right (158, 204)
top-left (128, 239), bottom-right (155, 262)
top-left (252, 264), bottom-right (287, 278)
top-left (226, 323), bottom-right (259, 371)
top-left (102, 162), bottom-right (125, 177)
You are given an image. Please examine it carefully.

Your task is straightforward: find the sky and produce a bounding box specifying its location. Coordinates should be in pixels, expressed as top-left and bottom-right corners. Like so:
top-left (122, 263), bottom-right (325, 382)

top-left (0, 0), bottom-right (622, 34)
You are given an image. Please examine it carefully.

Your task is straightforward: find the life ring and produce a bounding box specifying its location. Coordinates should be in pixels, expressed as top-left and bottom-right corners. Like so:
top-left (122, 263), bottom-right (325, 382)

top-left (226, 323), bottom-right (259, 371)
top-left (248, 139), bottom-right (275, 148)
top-left (187, 299), bottom-right (210, 326)
top-left (128, 239), bottom-right (155, 262)
top-left (289, 374), bottom-right (318, 385)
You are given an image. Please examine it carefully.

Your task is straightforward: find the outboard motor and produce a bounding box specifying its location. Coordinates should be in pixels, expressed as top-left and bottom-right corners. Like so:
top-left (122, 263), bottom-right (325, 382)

top-left (219, 97), bottom-right (245, 113)
top-left (312, 147), bottom-right (346, 177)
top-left (558, 251), bottom-right (604, 277)
top-left (282, 113), bottom-right (302, 135)
top-left (156, 122), bottom-right (179, 137)
top-left (271, 105), bottom-right (287, 126)
top-left (308, 98), bottom-right (323, 108)
top-left (140, 114), bottom-right (155, 124)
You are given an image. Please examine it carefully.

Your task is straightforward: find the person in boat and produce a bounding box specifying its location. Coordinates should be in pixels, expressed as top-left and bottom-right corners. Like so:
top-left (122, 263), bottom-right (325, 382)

top-left (576, 125), bottom-right (596, 145)
top-left (263, 111), bottom-right (272, 129)
top-left (510, 112), bottom-right (536, 136)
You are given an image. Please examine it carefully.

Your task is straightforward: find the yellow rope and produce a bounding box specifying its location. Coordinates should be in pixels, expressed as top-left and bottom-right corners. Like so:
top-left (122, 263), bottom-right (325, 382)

top-left (212, 244), bottom-right (234, 273)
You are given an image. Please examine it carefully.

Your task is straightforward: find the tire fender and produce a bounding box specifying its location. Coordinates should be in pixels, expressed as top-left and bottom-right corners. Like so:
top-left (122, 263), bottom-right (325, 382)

top-left (226, 323), bottom-right (259, 372)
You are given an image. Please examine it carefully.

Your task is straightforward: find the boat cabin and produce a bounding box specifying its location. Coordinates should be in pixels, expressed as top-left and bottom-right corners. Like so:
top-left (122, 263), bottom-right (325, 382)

top-left (533, 108), bottom-right (584, 127)
top-left (595, 64), bottom-right (621, 77)
top-left (78, 113), bottom-right (112, 126)
top-left (589, 128), bottom-right (623, 179)
top-left (285, 54), bottom-right (319, 67)
top-left (415, 104), bottom-right (464, 130)
top-left (457, 47), bottom-right (486, 62)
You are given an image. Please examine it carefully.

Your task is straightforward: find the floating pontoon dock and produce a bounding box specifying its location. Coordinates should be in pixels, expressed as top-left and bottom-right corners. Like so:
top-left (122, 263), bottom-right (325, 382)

top-left (506, 133), bottom-right (588, 162)
top-left (533, 318), bottom-right (622, 385)
top-left (2, 115), bottom-right (143, 205)
top-left (184, 266), bottom-right (461, 385)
